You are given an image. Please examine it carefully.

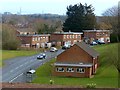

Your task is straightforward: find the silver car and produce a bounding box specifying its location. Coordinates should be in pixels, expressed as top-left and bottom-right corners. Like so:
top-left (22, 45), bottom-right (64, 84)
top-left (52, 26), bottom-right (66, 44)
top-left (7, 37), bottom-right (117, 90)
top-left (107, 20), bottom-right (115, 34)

top-left (37, 53), bottom-right (46, 59)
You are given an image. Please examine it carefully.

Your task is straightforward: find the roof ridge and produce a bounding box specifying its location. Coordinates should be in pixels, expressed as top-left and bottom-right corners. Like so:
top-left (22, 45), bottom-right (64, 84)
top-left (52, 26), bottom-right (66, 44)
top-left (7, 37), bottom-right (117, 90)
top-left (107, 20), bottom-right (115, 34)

top-left (75, 42), bottom-right (99, 58)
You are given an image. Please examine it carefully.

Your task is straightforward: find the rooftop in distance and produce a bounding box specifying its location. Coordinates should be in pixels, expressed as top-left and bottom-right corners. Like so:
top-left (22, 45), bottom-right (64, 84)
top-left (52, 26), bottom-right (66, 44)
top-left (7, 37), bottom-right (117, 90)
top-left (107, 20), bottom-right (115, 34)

top-left (83, 30), bottom-right (111, 32)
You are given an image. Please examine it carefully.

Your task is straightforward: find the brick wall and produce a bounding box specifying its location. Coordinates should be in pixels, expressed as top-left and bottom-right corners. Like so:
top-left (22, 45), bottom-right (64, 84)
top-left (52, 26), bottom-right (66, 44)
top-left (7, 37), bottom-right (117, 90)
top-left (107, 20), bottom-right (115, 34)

top-left (57, 45), bottom-right (93, 63)
top-left (52, 66), bottom-right (92, 78)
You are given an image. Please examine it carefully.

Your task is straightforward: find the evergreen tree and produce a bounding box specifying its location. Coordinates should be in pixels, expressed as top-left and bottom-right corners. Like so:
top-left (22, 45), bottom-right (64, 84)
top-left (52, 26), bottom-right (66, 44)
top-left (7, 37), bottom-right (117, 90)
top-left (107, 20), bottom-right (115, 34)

top-left (63, 3), bottom-right (96, 32)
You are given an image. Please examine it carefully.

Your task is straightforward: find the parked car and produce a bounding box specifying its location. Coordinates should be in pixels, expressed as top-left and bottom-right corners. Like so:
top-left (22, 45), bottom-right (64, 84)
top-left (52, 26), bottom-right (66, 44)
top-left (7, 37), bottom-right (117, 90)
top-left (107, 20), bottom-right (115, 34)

top-left (90, 41), bottom-right (98, 45)
top-left (50, 47), bottom-right (58, 52)
top-left (98, 40), bottom-right (105, 44)
top-left (37, 53), bottom-right (46, 59)
top-left (95, 40), bottom-right (105, 44)
top-left (62, 45), bottom-right (70, 50)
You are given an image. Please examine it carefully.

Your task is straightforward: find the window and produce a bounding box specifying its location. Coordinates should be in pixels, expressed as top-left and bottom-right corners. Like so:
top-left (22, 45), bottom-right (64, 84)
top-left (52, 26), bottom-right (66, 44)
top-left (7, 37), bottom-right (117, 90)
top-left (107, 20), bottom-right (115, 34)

top-left (77, 35), bottom-right (81, 38)
top-left (76, 35), bottom-right (77, 38)
top-left (32, 38), bottom-right (35, 41)
top-left (46, 37), bottom-right (48, 40)
top-left (70, 35), bottom-right (72, 39)
top-left (35, 37), bottom-right (37, 41)
top-left (64, 35), bottom-right (66, 39)
top-left (76, 68), bottom-right (85, 73)
top-left (38, 37), bottom-right (40, 41)
top-left (56, 67), bottom-right (64, 72)
top-left (96, 33), bottom-right (99, 36)
top-left (72, 35), bottom-right (74, 38)
top-left (67, 35), bottom-right (69, 39)
top-left (66, 68), bottom-right (74, 72)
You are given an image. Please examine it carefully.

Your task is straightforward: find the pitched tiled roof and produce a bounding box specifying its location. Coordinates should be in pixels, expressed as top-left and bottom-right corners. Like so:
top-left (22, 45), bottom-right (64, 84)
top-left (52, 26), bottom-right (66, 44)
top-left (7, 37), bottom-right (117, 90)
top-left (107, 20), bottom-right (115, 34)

top-left (76, 42), bottom-right (99, 58)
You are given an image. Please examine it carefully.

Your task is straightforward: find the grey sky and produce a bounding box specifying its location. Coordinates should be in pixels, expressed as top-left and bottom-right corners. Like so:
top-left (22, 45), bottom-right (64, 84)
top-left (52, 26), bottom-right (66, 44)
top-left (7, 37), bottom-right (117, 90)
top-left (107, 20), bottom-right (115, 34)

top-left (0, 0), bottom-right (119, 16)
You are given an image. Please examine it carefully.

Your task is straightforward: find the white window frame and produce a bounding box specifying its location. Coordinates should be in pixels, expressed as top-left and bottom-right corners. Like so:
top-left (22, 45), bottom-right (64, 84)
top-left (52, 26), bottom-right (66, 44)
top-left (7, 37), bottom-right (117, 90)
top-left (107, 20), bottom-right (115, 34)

top-left (38, 37), bottom-right (40, 41)
top-left (72, 35), bottom-right (74, 38)
top-left (67, 35), bottom-right (69, 39)
top-left (76, 68), bottom-right (85, 73)
top-left (64, 35), bottom-right (66, 39)
top-left (56, 67), bottom-right (64, 72)
top-left (32, 38), bottom-right (35, 41)
top-left (35, 37), bottom-right (37, 41)
top-left (76, 35), bottom-right (77, 38)
top-left (66, 67), bottom-right (74, 72)
top-left (78, 35), bottom-right (81, 38)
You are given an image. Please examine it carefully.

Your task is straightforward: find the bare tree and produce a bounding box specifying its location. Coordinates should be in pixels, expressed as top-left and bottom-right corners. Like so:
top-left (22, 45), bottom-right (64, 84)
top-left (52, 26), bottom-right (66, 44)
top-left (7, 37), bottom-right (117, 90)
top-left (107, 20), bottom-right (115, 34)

top-left (102, 5), bottom-right (120, 42)
top-left (102, 4), bottom-right (120, 74)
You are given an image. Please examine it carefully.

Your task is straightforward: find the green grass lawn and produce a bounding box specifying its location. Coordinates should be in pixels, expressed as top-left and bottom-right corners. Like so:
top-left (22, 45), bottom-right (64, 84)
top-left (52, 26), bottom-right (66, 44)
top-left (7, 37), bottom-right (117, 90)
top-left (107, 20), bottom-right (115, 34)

top-left (1, 50), bottom-right (40, 67)
top-left (32, 43), bottom-right (119, 88)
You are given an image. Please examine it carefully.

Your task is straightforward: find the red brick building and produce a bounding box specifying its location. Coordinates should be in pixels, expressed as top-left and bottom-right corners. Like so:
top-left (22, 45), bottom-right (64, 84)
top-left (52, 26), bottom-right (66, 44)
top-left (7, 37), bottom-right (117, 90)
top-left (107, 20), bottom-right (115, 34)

top-left (50, 32), bottom-right (83, 46)
top-left (53, 42), bottom-right (99, 78)
top-left (83, 30), bottom-right (110, 43)
top-left (17, 34), bottom-right (50, 48)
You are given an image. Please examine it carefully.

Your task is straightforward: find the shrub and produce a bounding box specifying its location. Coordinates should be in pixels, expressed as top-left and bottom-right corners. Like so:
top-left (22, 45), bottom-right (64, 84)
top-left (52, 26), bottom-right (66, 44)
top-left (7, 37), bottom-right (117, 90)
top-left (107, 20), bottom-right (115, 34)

top-left (110, 33), bottom-right (120, 43)
top-left (86, 83), bottom-right (96, 88)
top-left (49, 79), bottom-right (54, 85)
top-left (2, 24), bottom-right (20, 50)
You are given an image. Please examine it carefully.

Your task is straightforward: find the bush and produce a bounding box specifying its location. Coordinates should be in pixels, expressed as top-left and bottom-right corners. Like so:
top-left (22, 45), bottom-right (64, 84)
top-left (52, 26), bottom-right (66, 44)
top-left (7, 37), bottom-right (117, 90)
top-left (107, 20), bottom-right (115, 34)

top-left (49, 79), bottom-right (54, 85)
top-left (110, 33), bottom-right (120, 43)
top-left (86, 83), bottom-right (96, 88)
top-left (2, 24), bottom-right (20, 50)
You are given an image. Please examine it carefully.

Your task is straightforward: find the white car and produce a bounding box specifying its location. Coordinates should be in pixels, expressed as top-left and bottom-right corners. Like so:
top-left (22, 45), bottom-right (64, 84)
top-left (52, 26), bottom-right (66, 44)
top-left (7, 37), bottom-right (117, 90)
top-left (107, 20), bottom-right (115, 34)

top-left (50, 47), bottom-right (58, 52)
top-left (90, 41), bottom-right (98, 45)
top-left (37, 53), bottom-right (46, 59)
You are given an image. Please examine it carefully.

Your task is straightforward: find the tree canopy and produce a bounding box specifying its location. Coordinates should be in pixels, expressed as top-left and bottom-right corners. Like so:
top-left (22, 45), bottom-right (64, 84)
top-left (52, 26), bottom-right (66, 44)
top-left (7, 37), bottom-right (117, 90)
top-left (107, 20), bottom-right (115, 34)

top-left (102, 5), bottom-right (120, 73)
top-left (102, 5), bottom-right (120, 42)
top-left (37, 24), bottom-right (56, 34)
top-left (63, 3), bottom-right (96, 32)
top-left (2, 24), bottom-right (20, 50)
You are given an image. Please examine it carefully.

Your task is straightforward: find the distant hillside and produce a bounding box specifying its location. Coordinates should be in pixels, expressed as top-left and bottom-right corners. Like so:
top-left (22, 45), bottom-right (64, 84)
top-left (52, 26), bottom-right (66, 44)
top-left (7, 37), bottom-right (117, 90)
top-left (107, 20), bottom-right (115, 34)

top-left (2, 13), bottom-right (67, 33)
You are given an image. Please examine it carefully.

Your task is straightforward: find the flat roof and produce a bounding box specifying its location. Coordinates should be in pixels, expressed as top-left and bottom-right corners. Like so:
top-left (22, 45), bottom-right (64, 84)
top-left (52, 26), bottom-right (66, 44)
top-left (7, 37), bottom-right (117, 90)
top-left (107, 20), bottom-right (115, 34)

top-left (83, 30), bottom-right (110, 32)
top-left (54, 62), bottom-right (93, 67)
top-left (53, 32), bottom-right (83, 35)
top-left (17, 34), bottom-right (50, 37)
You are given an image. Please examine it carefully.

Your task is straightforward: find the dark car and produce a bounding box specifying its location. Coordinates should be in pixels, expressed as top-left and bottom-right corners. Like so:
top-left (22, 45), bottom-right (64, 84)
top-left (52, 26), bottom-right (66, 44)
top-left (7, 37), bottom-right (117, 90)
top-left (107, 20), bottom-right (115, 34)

top-left (37, 53), bottom-right (46, 59)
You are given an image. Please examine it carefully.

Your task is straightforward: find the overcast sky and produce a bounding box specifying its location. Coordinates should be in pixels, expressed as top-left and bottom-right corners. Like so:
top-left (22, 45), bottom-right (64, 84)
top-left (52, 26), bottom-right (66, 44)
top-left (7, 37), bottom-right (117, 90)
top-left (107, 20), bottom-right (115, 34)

top-left (0, 0), bottom-right (119, 16)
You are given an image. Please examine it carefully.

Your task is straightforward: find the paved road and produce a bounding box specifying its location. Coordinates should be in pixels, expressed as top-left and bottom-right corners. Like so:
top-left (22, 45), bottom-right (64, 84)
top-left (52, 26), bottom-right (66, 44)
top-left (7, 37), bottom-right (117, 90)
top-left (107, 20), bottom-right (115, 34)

top-left (1, 49), bottom-right (64, 83)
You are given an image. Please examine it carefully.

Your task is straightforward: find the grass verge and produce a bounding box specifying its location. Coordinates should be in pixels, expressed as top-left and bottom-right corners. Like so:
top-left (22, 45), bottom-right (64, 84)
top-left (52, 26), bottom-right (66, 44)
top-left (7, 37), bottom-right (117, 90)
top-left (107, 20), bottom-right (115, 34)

top-left (32, 43), bottom-right (119, 88)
